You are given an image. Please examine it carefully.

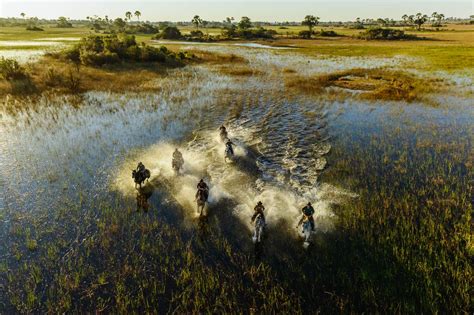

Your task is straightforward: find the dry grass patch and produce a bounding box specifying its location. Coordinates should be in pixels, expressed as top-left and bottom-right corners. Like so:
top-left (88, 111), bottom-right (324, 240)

top-left (285, 68), bottom-right (436, 102)
top-left (189, 50), bottom-right (247, 65)
top-left (218, 65), bottom-right (262, 76)
top-left (0, 57), bottom-right (174, 99)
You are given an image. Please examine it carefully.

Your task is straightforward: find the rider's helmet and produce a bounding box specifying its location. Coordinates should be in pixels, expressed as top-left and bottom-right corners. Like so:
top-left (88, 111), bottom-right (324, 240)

top-left (307, 202), bottom-right (312, 206)
top-left (258, 201), bottom-right (262, 205)
top-left (200, 178), bottom-right (204, 182)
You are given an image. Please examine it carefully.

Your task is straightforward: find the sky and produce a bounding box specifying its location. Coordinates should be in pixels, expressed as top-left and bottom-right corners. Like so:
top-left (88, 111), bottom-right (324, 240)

top-left (0, 0), bottom-right (472, 21)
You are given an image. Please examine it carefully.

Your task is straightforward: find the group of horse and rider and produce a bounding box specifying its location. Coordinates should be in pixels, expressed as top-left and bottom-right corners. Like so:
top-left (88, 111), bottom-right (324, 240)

top-left (131, 125), bottom-right (317, 245)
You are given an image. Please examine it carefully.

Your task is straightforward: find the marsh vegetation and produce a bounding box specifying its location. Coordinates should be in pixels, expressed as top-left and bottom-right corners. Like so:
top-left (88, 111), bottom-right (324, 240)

top-left (0, 18), bottom-right (472, 314)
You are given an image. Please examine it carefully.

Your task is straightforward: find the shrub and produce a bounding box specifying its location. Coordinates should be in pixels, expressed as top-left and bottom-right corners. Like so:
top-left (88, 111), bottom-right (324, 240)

top-left (57, 34), bottom-right (183, 66)
top-left (154, 26), bottom-right (182, 40)
top-left (44, 68), bottom-right (64, 87)
top-left (129, 23), bottom-right (159, 34)
top-left (0, 57), bottom-right (28, 80)
top-left (358, 27), bottom-right (416, 40)
top-left (319, 29), bottom-right (339, 37)
top-left (189, 30), bottom-right (204, 38)
top-left (236, 27), bottom-right (276, 39)
top-left (26, 25), bottom-right (43, 31)
top-left (298, 30), bottom-right (314, 39)
top-left (80, 50), bottom-right (120, 66)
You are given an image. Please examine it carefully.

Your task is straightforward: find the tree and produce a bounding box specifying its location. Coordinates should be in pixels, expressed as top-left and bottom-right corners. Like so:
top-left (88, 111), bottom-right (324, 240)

top-left (413, 13), bottom-right (428, 30)
top-left (57, 16), bottom-right (73, 28)
top-left (302, 15), bottom-right (319, 36)
top-left (222, 17), bottom-right (236, 38)
top-left (402, 14), bottom-right (408, 24)
top-left (114, 18), bottom-right (126, 31)
top-left (20, 13), bottom-right (26, 19)
top-left (431, 12), bottom-right (444, 27)
top-left (125, 11), bottom-right (132, 22)
top-left (134, 11), bottom-right (141, 22)
top-left (192, 15), bottom-right (202, 29)
top-left (238, 16), bottom-right (252, 30)
top-left (377, 18), bottom-right (387, 26)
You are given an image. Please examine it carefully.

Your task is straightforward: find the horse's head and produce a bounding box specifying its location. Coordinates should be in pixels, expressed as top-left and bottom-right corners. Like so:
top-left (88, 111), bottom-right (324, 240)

top-left (132, 170), bottom-right (136, 178)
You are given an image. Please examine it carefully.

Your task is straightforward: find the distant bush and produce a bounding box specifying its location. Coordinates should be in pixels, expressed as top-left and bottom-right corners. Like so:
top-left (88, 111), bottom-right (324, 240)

top-left (350, 24), bottom-right (365, 29)
top-left (298, 30), bottom-right (314, 39)
top-left (236, 27), bottom-right (276, 39)
top-left (26, 25), bottom-right (44, 31)
top-left (56, 17), bottom-right (73, 28)
top-left (189, 30), bottom-right (204, 38)
top-left (153, 26), bottom-right (182, 40)
top-left (319, 29), bottom-right (339, 37)
top-left (128, 23), bottom-right (159, 34)
top-left (358, 27), bottom-right (417, 40)
top-left (58, 34), bottom-right (183, 66)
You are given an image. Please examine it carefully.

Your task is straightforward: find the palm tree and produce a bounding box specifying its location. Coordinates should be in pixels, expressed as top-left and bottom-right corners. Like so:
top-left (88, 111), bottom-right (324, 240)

top-left (302, 15), bottom-right (319, 36)
top-left (134, 11), bottom-right (141, 22)
top-left (192, 15), bottom-right (202, 29)
top-left (125, 11), bottom-right (132, 22)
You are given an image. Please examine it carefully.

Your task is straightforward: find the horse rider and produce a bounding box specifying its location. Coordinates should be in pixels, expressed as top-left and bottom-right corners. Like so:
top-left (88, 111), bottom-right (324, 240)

top-left (299, 202), bottom-right (315, 231)
top-left (196, 179), bottom-right (209, 200)
top-left (225, 139), bottom-right (235, 155)
top-left (173, 148), bottom-right (183, 164)
top-left (219, 125), bottom-right (228, 140)
top-left (136, 162), bottom-right (146, 175)
top-left (251, 201), bottom-right (265, 223)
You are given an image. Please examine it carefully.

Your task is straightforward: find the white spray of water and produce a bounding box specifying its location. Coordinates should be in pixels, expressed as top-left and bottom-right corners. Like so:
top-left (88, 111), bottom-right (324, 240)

top-left (113, 126), bottom-right (356, 237)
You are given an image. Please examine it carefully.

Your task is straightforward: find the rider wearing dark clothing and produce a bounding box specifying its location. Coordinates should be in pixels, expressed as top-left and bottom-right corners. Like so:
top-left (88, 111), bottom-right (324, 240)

top-left (173, 148), bottom-right (183, 161)
top-left (196, 179), bottom-right (209, 200)
top-left (220, 125), bottom-right (228, 141)
top-left (136, 162), bottom-right (145, 174)
top-left (301, 202), bottom-right (315, 231)
top-left (225, 139), bottom-right (235, 155)
top-left (251, 201), bottom-right (265, 222)
top-left (173, 148), bottom-right (184, 167)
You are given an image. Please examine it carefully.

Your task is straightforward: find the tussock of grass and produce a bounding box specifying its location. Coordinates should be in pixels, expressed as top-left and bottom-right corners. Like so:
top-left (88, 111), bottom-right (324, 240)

top-left (217, 65), bottom-right (261, 76)
top-left (286, 68), bottom-right (435, 102)
top-left (190, 50), bottom-right (247, 64)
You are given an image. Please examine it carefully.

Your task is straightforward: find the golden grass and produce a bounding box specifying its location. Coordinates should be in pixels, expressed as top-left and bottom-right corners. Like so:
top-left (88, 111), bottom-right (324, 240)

top-left (285, 68), bottom-right (438, 102)
top-left (189, 49), bottom-right (247, 64)
top-left (217, 65), bottom-right (262, 76)
top-left (0, 57), bottom-right (171, 98)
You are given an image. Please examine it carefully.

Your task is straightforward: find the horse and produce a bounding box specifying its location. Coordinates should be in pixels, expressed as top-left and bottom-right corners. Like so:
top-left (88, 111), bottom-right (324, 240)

top-left (300, 218), bottom-right (312, 249)
top-left (172, 157), bottom-right (184, 175)
top-left (252, 213), bottom-right (265, 243)
top-left (132, 168), bottom-right (150, 188)
top-left (196, 188), bottom-right (208, 216)
top-left (224, 144), bottom-right (234, 163)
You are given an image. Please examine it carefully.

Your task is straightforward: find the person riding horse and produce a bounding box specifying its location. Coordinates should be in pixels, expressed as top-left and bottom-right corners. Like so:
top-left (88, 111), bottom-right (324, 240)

top-left (136, 162), bottom-right (146, 175)
top-left (196, 179), bottom-right (209, 201)
top-left (172, 148), bottom-right (184, 171)
top-left (298, 202), bottom-right (315, 231)
top-left (225, 139), bottom-right (235, 155)
top-left (219, 125), bottom-right (228, 141)
top-left (251, 201), bottom-right (265, 223)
